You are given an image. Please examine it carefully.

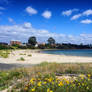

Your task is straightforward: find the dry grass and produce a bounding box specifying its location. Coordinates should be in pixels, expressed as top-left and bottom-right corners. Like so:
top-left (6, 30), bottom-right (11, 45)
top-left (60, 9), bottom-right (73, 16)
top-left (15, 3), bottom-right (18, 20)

top-left (1, 62), bottom-right (92, 91)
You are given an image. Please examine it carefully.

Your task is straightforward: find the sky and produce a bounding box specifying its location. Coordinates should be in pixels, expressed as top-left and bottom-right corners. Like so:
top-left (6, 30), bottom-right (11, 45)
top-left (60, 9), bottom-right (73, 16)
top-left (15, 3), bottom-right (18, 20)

top-left (0, 0), bottom-right (92, 44)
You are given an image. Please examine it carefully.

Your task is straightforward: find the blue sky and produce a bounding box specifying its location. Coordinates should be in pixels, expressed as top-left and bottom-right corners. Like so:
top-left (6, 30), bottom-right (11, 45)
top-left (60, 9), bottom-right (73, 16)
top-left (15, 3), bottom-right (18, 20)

top-left (0, 0), bottom-right (92, 44)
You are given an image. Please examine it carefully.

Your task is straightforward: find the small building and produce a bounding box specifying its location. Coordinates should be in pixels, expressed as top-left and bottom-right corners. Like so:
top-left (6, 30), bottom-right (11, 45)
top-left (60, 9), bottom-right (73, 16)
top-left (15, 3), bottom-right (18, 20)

top-left (38, 42), bottom-right (46, 46)
top-left (10, 40), bottom-right (22, 45)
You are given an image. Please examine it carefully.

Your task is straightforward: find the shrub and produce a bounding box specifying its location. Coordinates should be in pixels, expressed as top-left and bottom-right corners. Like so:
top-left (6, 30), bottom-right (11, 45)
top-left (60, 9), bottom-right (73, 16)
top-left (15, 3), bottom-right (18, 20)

top-left (17, 57), bottom-right (25, 61)
top-left (28, 54), bottom-right (32, 57)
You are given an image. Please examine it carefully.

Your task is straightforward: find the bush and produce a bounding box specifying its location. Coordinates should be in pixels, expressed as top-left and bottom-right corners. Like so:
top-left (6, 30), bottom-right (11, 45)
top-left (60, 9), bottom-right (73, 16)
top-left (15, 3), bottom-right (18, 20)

top-left (28, 54), bottom-right (32, 57)
top-left (17, 57), bottom-right (25, 61)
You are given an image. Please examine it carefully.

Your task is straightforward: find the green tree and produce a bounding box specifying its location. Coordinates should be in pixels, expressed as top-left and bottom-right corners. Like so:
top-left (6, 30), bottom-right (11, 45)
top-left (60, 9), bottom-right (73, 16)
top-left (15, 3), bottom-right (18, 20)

top-left (28, 36), bottom-right (37, 46)
top-left (47, 37), bottom-right (55, 45)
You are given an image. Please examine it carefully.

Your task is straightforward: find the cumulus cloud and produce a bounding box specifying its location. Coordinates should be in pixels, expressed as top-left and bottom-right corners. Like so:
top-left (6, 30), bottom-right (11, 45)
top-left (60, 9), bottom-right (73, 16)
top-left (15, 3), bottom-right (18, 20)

top-left (0, 22), bottom-right (60, 43)
top-left (71, 14), bottom-right (82, 20)
top-left (62, 9), bottom-right (78, 16)
top-left (25, 6), bottom-right (37, 15)
top-left (42, 10), bottom-right (52, 19)
top-left (83, 9), bottom-right (92, 16)
top-left (0, 22), bottom-right (92, 44)
top-left (80, 19), bottom-right (92, 24)
top-left (71, 9), bottom-right (92, 20)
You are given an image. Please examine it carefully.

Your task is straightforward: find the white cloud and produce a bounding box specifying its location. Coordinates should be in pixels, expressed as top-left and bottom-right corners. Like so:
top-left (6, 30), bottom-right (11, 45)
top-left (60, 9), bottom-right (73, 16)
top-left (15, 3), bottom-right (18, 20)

top-left (83, 9), bottom-right (92, 16)
top-left (80, 19), bottom-right (92, 24)
top-left (0, 22), bottom-right (92, 44)
top-left (62, 9), bottom-right (78, 16)
top-left (71, 14), bottom-right (82, 20)
top-left (42, 10), bottom-right (52, 19)
top-left (25, 6), bottom-right (37, 15)
top-left (71, 9), bottom-right (92, 20)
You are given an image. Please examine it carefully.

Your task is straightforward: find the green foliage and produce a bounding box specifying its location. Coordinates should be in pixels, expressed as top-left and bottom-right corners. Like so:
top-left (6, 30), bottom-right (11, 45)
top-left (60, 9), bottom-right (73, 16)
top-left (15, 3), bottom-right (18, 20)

top-left (1, 63), bottom-right (92, 91)
top-left (48, 37), bottom-right (55, 45)
top-left (0, 44), bottom-right (11, 50)
top-left (38, 62), bottom-right (49, 66)
top-left (28, 36), bottom-right (37, 46)
top-left (20, 53), bottom-right (26, 55)
top-left (23, 73), bottom-right (92, 92)
top-left (28, 54), bottom-right (32, 57)
top-left (0, 50), bottom-right (10, 58)
top-left (0, 71), bottom-right (24, 91)
top-left (17, 57), bottom-right (25, 61)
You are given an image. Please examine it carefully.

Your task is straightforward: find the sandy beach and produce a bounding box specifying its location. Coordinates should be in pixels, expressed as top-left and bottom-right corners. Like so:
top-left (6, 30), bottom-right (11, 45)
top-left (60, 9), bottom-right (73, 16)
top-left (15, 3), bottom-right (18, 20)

top-left (0, 49), bottom-right (92, 65)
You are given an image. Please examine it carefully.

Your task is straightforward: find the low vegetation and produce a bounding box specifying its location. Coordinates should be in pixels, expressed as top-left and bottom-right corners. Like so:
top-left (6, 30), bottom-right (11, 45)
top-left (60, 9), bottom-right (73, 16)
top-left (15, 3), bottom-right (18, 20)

top-left (23, 73), bottom-right (92, 92)
top-left (0, 50), bottom-right (10, 58)
top-left (17, 57), bottom-right (25, 61)
top-left (28, 54), bottom-right (32, 57)
top-left (0, 62), bottom-right (92, 91)
top-left (20, 53), bottom-right (26, 55)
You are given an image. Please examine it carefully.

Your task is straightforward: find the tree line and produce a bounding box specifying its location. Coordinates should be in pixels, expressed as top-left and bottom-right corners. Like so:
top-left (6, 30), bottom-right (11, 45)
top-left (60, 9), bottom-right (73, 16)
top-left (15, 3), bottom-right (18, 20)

top-left (0, 36), bottom-right (92, 50)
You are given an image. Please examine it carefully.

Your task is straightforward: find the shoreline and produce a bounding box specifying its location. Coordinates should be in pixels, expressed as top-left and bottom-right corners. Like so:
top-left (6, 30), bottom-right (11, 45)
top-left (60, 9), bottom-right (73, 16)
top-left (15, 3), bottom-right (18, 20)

top-left (0, 49), bottom-right (92, 70)
top-left (0, 49), bottom-right (92, 64)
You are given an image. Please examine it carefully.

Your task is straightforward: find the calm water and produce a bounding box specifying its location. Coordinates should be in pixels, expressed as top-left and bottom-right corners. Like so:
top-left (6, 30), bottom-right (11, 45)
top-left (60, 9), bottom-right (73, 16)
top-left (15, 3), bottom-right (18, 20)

top-left (42, 49), bottom-right (92, 57)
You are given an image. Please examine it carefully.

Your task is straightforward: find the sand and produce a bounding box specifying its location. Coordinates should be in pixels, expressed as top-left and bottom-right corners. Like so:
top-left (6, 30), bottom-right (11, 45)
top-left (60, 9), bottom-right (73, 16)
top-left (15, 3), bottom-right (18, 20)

top-left (0, 49), bottom-right (92, 65)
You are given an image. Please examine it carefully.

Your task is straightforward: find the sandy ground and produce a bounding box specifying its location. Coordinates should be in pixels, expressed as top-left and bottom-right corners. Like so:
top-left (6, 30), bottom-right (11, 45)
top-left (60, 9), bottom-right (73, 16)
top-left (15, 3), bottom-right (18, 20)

top-left (0, 49), bottom-right (92, 65)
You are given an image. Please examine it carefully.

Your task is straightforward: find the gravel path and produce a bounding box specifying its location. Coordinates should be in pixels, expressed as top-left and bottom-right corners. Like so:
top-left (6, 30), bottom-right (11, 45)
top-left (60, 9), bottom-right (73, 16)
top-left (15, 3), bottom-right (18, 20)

top-left (0, 63), bottom-right (33, 70)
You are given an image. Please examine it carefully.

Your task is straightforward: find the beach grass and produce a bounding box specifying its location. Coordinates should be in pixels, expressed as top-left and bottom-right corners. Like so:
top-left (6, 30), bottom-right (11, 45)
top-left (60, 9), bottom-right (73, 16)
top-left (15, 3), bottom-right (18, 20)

top-left (17, 57), bottom-right (25, 61)
top-left (0, 62), bottom-right (92, 91)
top-left (0, 50), bottom-right (11, 58)
top-left (28, 54), bottom-right (32, 57)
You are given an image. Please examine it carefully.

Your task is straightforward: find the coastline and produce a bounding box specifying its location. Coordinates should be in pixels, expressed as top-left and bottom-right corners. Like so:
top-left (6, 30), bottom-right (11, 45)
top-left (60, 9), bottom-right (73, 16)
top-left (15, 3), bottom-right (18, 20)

top-left (0, 49), bottom-right (92, 65)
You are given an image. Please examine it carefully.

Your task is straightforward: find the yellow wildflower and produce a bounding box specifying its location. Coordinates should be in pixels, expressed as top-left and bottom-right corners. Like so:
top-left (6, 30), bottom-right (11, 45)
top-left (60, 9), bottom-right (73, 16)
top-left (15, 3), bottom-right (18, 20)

top-left (37, 81), bottom-right (41, 86)
top-left (43, 81), bottom-right (47, 84)
top-left (48, 77), bottom-right (53, 82)
top-left (47, 88), bottom-right (50, 92)
top-left (66, 80), bottom-right (69, 84)
top-left (30, 78), bottom-right (35, 84)
top-left (58, 81), bottom-right (63, 86)
top-left (88, 74), bottom-right (91, 78)
top-left (47, 88), bottom-right (53, 92)
top-left (31, 88), bottom-right (35, 92)
top-left (79, 74), bottom-right (85, 80)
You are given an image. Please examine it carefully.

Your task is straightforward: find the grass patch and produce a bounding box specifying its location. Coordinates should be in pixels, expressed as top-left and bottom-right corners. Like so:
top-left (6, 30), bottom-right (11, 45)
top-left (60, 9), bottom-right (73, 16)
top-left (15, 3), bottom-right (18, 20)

top-left (1, 63), bottom-right (92, 91)
top-left (0, 50), bottom-right (10, 58)
top-left (0, 70), bottom-right (26, 91)
top-left (19, 53), bottom-right (26, 55)
top-left (17, 57), bottom-right (25, 61)
top-left (28, 54), bottom-right (32, 57)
